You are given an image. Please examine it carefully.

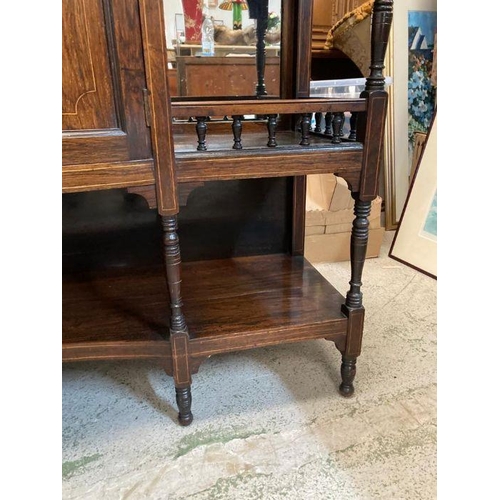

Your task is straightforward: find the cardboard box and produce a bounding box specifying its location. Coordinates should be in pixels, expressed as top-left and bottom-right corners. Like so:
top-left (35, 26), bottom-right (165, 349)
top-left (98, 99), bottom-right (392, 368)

top-left (306, 174), bottom-right (337, 212)
top-left (313, 196), bottom-right (382, 226)
top-left (325, 215), bottom-right (381, 235)
top-left (329, 176), bottom-right (352, 212)
top-left (305, 209), bottom-right (327, 227)
top-left (305, 227), bottom-right (385, 263)
top-left (307, 174), bottom-right (356, 213)
top-left (305, 173), bottom-right (385, 263)
top-left (305, 225), bottom-right (325, 236)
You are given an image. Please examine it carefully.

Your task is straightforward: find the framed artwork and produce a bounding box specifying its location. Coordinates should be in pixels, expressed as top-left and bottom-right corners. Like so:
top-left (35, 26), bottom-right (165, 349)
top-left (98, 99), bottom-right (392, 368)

top-left (389, 112), bottom-right (437, 279)
top-left (175, 13), bottom-right (186, 42)
top-left (383, 0), bottom-right (437, 229)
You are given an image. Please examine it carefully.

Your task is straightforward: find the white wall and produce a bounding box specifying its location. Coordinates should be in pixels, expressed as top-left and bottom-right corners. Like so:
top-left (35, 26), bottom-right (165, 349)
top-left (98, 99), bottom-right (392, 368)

top-left (163, 0), bottom-right (184, 48)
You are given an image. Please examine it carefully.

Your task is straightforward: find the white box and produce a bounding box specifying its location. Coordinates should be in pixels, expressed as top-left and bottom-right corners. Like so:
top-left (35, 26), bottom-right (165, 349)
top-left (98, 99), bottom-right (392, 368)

top-left (309, 77), bottom-right (393, 99)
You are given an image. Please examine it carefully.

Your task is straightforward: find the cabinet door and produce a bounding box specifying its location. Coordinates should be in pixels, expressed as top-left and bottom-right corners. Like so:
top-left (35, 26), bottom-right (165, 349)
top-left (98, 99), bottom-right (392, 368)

top-left (62, 0), bottom-right (151, 172)
top-left (63, 0), bottom-right (178, 214)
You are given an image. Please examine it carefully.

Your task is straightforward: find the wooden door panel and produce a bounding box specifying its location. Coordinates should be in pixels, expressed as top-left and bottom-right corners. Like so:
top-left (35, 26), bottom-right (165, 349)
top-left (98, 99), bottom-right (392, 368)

top-left (62, 0), bottom-right (152, 167)
top-left (62, 0), bottom-right (117, 130)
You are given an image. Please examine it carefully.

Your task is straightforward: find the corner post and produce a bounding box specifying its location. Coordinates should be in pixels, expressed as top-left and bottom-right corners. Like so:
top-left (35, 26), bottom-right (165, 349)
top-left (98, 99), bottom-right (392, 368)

top-left (340, 195), bottom-right (370, 396)
top-left (161, 215), bottom-right (193, 426)
top-left (339, 0), bottom-right (393, 396)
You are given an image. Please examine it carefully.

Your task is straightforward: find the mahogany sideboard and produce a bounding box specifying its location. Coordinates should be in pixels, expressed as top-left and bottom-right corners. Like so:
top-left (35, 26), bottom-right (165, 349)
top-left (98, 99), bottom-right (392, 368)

top-left (62, 0), bottom-right (393, 425)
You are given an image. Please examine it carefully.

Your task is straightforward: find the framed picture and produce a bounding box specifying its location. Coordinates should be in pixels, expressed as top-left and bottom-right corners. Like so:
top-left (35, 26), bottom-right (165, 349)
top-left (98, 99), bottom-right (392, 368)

top-left (389, 112), bottom-right (437, 279)
top-left (383, 0), bottom-right (437, 229)
top-left (175, 13), bottom-right (186, 41)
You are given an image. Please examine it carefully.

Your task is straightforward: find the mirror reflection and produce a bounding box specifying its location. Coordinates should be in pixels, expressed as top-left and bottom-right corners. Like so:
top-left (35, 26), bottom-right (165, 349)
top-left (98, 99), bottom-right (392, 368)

top-left (163, 0), bottom-right (282, 98)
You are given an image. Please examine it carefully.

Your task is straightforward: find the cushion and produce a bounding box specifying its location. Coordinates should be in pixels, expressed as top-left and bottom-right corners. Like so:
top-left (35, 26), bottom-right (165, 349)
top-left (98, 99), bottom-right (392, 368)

top-left (324, 0), bottom-right (374, 76)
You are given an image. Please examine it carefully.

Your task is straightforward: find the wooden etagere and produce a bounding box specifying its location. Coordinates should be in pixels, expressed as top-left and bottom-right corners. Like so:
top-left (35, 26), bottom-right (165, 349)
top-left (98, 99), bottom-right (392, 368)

top-left (62, 0), bottom-right (394, 425)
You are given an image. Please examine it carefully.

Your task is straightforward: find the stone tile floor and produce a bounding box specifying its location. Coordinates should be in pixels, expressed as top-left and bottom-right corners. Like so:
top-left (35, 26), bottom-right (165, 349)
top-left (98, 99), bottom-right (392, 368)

top-left (62, 231), bottom-right (437, 499)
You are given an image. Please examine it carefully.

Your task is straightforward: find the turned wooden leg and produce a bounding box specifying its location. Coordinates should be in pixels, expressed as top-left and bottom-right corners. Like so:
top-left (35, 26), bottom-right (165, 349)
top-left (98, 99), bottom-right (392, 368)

top-left (339, 356), bottom-right (357, 397)
top-left (176, 387), bottom-right (193, 426)
top-left (339, 194), bottom-right (371, 397)
top-left (345, 196), bottom-right (371, 309)
top-left (162, 215), bottom-right (193, 425)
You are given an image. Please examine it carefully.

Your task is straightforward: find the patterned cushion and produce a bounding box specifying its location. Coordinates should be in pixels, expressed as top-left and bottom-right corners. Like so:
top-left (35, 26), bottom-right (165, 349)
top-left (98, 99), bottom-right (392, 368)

top-left (324, 0), bottom-right (374, 76)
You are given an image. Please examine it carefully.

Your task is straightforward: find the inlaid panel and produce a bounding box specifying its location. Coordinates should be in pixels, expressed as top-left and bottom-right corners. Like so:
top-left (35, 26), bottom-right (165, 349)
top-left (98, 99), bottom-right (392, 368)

top-left (62, 0), bottom-right (117, 130)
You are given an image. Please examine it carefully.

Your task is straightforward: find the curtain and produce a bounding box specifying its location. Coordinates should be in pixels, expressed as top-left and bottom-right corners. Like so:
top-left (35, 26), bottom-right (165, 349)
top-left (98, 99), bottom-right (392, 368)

top-left (181, 0), bottom-right (204, 42)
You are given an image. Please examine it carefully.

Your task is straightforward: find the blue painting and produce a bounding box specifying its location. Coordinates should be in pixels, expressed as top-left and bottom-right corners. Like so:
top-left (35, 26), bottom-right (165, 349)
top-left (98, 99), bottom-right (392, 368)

top-left (408, 11), bottom-right (437, 154)
top-left (421, 190), bottom-right (437, 240)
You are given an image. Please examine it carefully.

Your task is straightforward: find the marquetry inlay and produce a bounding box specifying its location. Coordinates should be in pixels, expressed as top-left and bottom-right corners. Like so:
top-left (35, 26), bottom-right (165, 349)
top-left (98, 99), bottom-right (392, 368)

top-left (62, 0), bottom-right (97, 116)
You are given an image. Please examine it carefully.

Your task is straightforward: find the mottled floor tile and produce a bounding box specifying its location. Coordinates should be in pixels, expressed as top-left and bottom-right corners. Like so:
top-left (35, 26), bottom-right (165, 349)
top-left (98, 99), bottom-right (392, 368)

top-left (63, 232), bottom-right (437, 499)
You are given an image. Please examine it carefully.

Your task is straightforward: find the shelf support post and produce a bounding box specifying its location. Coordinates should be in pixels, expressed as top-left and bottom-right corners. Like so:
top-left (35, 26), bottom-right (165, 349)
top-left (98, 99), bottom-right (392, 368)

top-left (161, 215), bottom-right (193, 426)
top-left (340, 194), bottom-right (371, 397)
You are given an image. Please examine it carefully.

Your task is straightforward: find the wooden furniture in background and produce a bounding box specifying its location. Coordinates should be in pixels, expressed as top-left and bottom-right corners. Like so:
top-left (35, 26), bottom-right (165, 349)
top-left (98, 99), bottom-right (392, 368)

top-left (176, 56), bottom-right (280, 97)
top-left (62, 0), bottom-right (394, 426)
top-left (175, 44), bottom-right (280, 57)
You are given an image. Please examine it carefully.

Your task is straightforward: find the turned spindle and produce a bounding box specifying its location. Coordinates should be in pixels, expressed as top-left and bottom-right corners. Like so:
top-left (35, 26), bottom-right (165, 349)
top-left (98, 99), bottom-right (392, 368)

top-left (300, 114), bottom-right (311, 146)
top-left (332, 112), bottom-right (345, 144)
top-left (348, 112), bottom-right (358, 140)
top-left (161, 216), bottom-right (193, 425)
top-left (255, 18), bottom-right (268, 96)
top-left (195, 117), bottom-right (208, 151)
top-left (161, 216), bottom-right (187, 333)
top-left (365, 0), bottom-right (393, 93)
top-left (267, 114), bottom-right (277, 147)
top-left (232, 115), bottom-right (243, 150)
top-left (324, 112), bottom-right (333, 135)
top-left (346, 196), bottom-right (371, 309)
top-left (247, 0), bottom-right (269, 96)
top-left (314, 112), bottom-right (323, 133)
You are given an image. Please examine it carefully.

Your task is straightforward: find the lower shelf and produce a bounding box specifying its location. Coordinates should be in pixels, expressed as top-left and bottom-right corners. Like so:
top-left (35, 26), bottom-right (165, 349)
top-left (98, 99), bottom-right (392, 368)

top-left (63, 254), bottom-right (348, 362)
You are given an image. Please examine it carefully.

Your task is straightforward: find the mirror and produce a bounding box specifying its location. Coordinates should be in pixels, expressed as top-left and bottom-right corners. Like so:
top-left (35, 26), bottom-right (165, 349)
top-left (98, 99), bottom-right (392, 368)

top-left (163, 0), bottom-right (282, 98)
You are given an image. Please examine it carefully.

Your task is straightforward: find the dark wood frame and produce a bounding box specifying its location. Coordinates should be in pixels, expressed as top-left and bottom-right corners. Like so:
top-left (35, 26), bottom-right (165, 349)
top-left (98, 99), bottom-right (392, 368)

top-left (62, 0), bottom-right (394, 426)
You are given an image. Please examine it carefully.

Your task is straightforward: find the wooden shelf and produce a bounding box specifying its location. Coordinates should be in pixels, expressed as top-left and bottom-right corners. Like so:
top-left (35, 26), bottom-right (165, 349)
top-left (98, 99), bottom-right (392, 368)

top-left (63, 254), bottom-right (348, 362)
top-left (173, 129), bottom-right (363, 186)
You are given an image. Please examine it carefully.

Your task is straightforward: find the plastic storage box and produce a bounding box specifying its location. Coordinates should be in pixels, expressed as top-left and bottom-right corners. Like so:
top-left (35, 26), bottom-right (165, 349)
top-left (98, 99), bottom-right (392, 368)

top-left (310, 77), bottom-right (393, 99)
